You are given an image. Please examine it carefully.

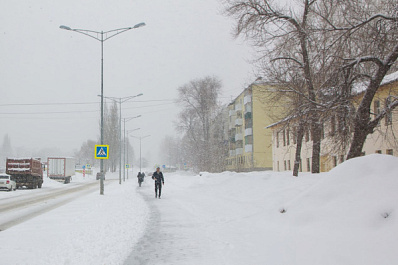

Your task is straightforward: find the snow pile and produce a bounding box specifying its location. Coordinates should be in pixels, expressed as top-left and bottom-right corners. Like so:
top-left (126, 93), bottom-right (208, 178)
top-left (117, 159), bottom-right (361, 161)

top-left (278, 154), bottom-right (398, 265)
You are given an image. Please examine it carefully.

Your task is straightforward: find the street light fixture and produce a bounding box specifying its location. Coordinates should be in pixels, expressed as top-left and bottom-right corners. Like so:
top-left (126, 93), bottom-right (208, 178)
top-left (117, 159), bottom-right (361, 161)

top-left (126, 128), bottom-right (140, 180)
top-left (60, 22), bottom-right (146, 195)
top-left (131, 135), bottom-right (151, 173)
top-left (101, 95), bottom-right (143, 185)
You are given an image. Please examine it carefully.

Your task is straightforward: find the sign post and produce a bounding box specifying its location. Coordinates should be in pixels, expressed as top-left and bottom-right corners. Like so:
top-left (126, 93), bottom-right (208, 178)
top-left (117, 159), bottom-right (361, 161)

top-left (95, 145), bottom-right (109, 194)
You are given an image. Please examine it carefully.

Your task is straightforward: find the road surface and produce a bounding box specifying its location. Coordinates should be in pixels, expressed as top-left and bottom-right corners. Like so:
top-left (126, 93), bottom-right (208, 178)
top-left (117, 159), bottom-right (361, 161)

top-left (0, 180), bottom-right (105, 231)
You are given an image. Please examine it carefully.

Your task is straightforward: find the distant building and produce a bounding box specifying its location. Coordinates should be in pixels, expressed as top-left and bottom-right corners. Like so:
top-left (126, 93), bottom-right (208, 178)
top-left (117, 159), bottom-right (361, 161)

top-left (268, 72), bottom-right (398, 172)
top-left (225, 81), bottom-right (285, 171)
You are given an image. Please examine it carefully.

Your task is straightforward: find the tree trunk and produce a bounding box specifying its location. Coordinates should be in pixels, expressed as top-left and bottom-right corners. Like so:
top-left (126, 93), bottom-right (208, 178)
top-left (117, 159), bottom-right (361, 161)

top-left (293, 122), bottom-right (305, 177)
top-left (346, 107), bottom-right (372, 159)
top-left (311, 117), bottom-right (322, 173)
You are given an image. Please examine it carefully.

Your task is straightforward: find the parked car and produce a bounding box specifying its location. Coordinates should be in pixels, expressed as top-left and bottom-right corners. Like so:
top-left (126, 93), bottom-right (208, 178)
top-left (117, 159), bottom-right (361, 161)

top-left (0, 173), bottom-right (17, 191)
top-left (96, 172), bottom-right (105, 180)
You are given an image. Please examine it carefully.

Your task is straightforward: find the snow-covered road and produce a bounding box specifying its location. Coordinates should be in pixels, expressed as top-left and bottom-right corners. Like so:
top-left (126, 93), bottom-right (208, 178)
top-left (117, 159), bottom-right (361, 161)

top-left (0, 180), bottom-right (103, 231)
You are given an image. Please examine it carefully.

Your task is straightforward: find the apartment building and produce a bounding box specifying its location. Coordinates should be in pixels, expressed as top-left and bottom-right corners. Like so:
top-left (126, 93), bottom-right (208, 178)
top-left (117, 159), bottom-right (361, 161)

top-left (225, 81), bottom-right (284, 171)
top-left (269, 72), bottom-right (398, 172)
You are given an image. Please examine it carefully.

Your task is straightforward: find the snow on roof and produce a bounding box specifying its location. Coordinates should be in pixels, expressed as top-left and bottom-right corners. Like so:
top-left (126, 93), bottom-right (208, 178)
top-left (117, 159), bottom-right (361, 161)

top-left (381, 71), bottom-right (398, 86)
top-left (354, 71), bottom-right (398, 94)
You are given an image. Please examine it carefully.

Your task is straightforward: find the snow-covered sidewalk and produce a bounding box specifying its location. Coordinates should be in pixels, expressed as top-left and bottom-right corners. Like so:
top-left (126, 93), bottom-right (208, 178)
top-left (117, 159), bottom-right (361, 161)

top-left (0, 174), bottom-right (149, 265)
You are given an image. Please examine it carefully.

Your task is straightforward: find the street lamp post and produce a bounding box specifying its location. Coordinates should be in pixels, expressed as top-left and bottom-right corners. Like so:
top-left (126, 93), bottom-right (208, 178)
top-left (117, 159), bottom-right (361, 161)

top-left (123, 117), bottom-right (141, 181)
top-left (131, 135), bottom-right (151, 172)
top-left (60, 22), bottom-right (146, 195)
top-left (103, 95), bottom-right (142, 185)
top-left (126, 128), bottom-right (140, 180)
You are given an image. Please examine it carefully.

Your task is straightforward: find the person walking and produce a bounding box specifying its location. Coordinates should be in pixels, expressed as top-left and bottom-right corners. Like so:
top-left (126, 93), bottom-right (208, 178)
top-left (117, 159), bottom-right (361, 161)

top-left (152, 167), bottom-right (164, 198)
top-left (137, 172), bottom-right (144, 187)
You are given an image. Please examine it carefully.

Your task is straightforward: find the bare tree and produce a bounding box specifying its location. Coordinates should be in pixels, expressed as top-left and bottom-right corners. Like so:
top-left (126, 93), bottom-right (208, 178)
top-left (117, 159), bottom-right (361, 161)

top-left (224, 0), bottom-right (398, 172)
top-left (329, 0), bottom-right (398, 159)
top-left (176, 76), bottom-right (223, 172)
top-left (224, 0), bottom-right (338, 173)
top-left (75, 139), bottom-right (97, 166)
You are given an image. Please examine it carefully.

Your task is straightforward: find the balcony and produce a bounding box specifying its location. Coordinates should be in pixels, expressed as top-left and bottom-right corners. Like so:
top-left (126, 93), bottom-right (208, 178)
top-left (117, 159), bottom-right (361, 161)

top-left (235, 104), bottom-right (242, 111)
top-left (245, 128), bottom-right (253, 136)
top-left (235, 133), bottom-right (243, 141)
top-left (245, 144), bottom-right (253, 153)
top-left (235, 118), bottom-right (243, 126)
top-left (229, 109), bottom-right (235, 116)
top-left (244, 104), bottom-right (252, 114)
top-left (236, 148), bottom-right (243, 155)
top-left (244, 112), bottom-right (252, 120)
top-left (244, 95), bottom-right (252, 105)
top-left (229, 150), bottom-right (236, 157)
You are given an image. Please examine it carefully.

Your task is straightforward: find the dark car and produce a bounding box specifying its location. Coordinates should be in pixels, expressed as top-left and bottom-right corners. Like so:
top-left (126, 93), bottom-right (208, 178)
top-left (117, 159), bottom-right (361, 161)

top-left (96, 172), bottom-right (105, 180)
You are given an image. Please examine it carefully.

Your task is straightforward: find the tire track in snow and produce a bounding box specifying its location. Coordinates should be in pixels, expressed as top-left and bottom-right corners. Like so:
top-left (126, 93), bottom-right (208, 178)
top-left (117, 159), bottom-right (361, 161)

top-left (0, 181), bottom-right (115, 231)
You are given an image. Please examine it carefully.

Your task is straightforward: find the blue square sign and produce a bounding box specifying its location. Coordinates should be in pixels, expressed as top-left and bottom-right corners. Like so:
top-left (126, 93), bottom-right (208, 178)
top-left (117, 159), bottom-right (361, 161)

top-left (95, 145), bottom-right (109, 159)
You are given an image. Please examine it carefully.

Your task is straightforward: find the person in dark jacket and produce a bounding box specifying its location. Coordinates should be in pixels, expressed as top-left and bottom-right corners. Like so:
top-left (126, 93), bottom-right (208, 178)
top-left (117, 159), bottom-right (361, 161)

top-left (152, 167), bottom-right (164, 198)
top-left (137, 172), bottom-right (144, 187)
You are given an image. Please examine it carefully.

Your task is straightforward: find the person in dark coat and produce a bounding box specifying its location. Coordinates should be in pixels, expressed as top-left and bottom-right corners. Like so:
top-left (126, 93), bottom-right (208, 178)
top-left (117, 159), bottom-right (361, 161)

top-left (152, 167), bottom-right (164, 198)
top-left (137, 172), bottom-right (144, 187)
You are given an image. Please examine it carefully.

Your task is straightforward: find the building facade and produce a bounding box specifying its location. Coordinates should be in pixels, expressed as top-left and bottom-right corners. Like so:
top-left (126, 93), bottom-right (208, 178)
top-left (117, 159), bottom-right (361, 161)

top-left (225, 82), bottom-right (284, 171)
top-left (269, 72), bottom-right (398, 172)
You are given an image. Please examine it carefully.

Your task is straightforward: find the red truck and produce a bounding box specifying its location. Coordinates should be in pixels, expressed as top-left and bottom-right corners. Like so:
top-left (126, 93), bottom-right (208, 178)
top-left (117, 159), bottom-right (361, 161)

top-left (6, 158), bottom-right (43, 189)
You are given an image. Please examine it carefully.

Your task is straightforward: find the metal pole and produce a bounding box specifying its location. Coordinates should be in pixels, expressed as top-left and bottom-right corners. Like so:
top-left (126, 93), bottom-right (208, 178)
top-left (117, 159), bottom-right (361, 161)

top-left (119, 99), bottom-right (122, 185)
top-left (126, 130), bottom-right (129, 180)
top-left (140, 137), bottom-right (142, 172)
top-left (123, 119), bottom-right (126, 181)
top-left (100, 31), bottom-right (104, 195)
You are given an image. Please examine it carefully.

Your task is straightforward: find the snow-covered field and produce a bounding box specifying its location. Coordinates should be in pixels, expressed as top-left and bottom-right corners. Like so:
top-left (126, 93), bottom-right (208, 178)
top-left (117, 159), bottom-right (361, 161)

top-left (1, 154), bottom-right (397, 265)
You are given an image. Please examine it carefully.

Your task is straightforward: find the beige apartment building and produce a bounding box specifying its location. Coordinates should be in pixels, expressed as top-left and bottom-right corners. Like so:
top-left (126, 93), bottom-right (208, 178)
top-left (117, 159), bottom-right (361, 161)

top-left (225, 81), bottom-right (285, 171)
top-left (269, 72), bottom-right (398, 172)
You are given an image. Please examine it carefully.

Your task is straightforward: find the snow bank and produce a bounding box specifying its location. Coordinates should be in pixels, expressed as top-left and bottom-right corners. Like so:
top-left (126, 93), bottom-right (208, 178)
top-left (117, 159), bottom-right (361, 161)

top-left (139, 155), bottom-right (398, 265)
top-left (279, 154), bottom-right (398, 265)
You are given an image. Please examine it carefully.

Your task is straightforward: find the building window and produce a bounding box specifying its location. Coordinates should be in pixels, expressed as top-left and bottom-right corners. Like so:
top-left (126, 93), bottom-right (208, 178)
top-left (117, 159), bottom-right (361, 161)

top-left (375, 150), bottom-right (382, 154)
top-left (276, 132), bottom-right (279, 148)
top-left (386, 149), bottom-right (394, 155)
top-left (287, 129), bottom-right (290, 145)
top-left (288, 160), bottom-right (291, 170)
top-left (374, 100), bottom-right (381, 115)
top-left (293, 127), bottom-right (297, 144)
top-left (284, 160), bottom-right (287, 171)
top-left (299, 159), bottom-right (302, 172)
top-left (333, 156), bottom-right (337, 167)
top-left (307, 158), bottom-right (311, 172)
top-left (385, 97), bottom-right (393, 126)
top-left (283, 129), bottom-right (286, 146)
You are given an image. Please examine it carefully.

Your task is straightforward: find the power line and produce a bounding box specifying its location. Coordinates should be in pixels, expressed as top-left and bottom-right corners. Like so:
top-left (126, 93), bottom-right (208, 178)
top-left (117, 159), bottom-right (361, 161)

top-left (0, 102), bottom-right (176, 115)
top-left (0, 99), bottom-right (176, 107)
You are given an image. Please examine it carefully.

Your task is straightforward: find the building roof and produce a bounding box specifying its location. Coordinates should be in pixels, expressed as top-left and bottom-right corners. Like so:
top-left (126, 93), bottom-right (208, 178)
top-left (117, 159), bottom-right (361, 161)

top-left (266, 71), bottom-right (398, 129)
top-left (354, 71), bottom-right (398, 94)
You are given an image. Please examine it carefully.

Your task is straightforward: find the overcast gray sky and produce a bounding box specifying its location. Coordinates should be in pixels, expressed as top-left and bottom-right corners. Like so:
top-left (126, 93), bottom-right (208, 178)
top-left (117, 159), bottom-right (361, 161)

top-left (0, 0), bottom-right (255, 165)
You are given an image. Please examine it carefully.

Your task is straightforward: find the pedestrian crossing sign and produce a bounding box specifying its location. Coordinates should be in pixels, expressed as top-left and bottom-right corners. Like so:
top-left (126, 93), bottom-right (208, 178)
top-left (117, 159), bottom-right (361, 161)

top-left (125, 164), bottom-right (130, 169)
top-left (95, 145), bottom-right (109, 159)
